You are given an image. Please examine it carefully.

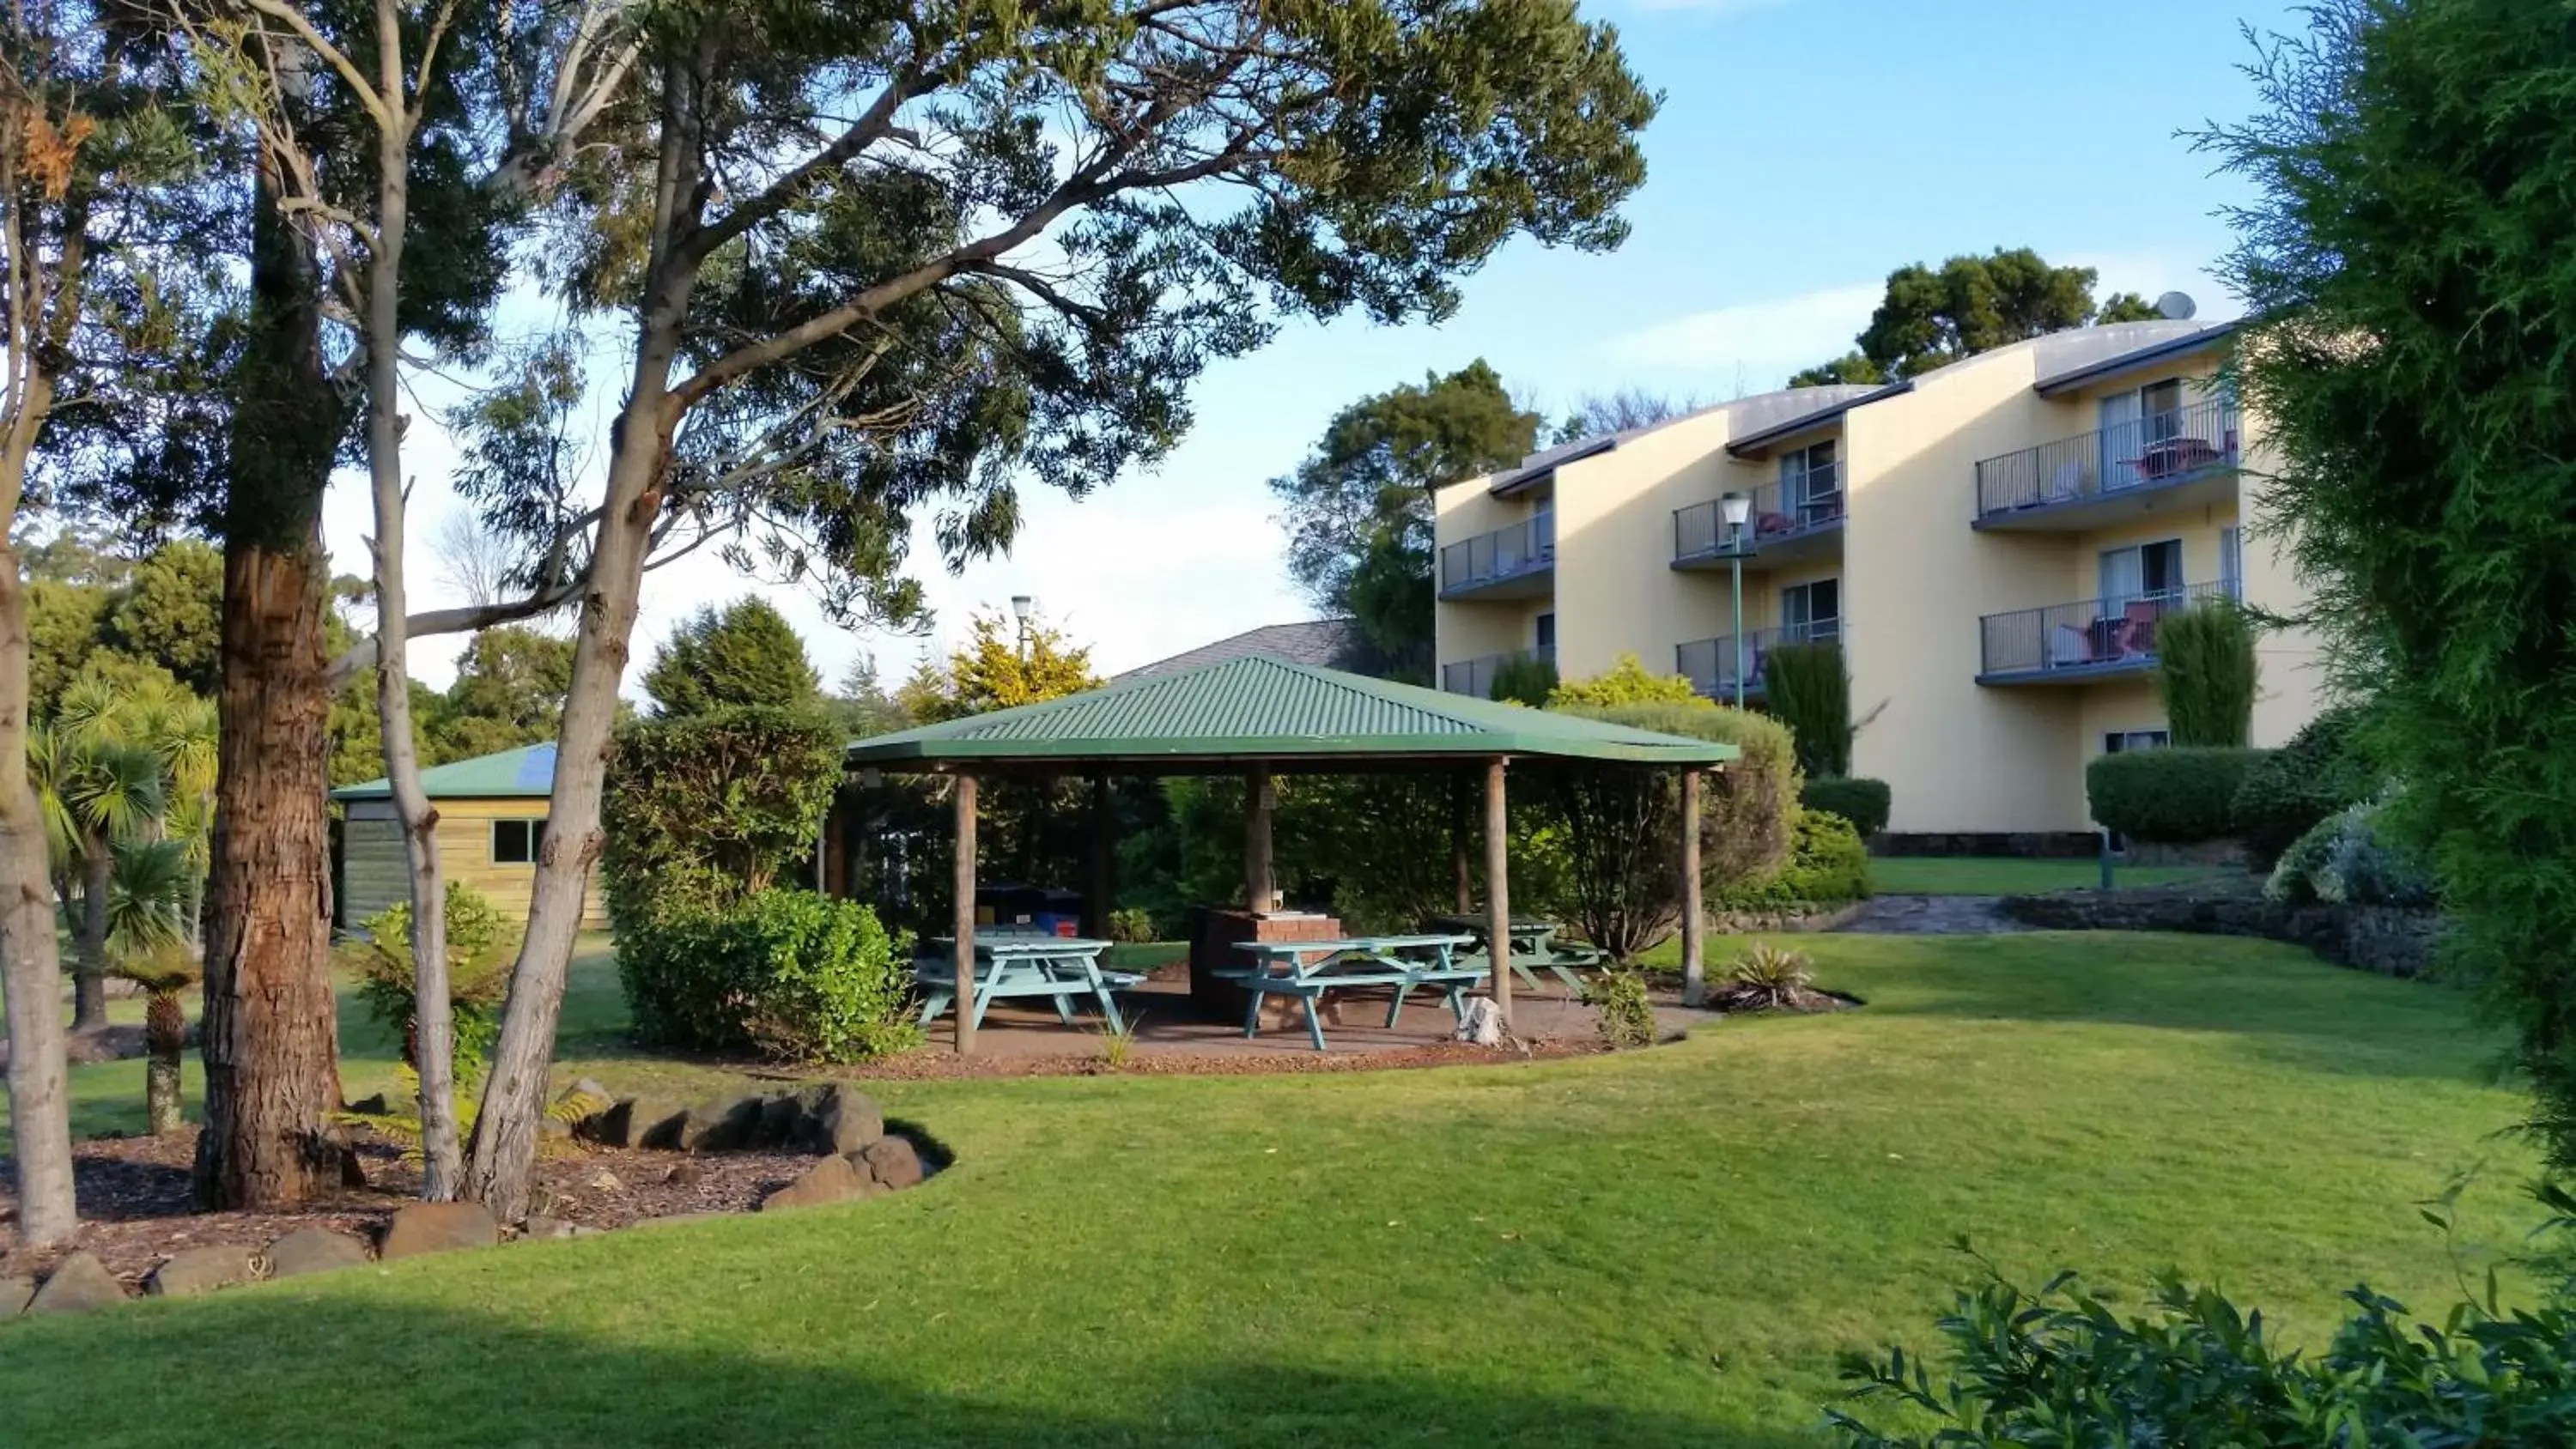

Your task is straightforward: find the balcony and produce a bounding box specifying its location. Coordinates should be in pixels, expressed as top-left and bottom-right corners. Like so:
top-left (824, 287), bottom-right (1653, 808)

top-left (1973, 398), bottom-right (2239, 530)
top-left (1673, 467), bottom-right (1846, 570)
top-left (1978, 580), bottom-right (2238, 684)
top-left (1439, 514), bottom-right (1554, 600)
top-left (1675, 619), bottom-right (1843, 702)
top-left (1441, 646), bottom-right (1555, 699)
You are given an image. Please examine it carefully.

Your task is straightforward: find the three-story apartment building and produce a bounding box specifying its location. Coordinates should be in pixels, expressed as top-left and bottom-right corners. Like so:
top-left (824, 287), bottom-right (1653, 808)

top-left (1431, 319), bottom-right (2324, 843)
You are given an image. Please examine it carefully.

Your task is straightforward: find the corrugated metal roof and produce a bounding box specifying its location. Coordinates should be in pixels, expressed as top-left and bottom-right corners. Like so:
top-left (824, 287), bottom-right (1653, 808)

top-left (846, 656), bottom-right (1736, 767)
top-left (332, 742), bottom-right (558, 801)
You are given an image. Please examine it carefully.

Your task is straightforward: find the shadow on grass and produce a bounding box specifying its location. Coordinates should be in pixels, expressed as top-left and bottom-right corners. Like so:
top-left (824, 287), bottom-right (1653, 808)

top-left (0, 1290), bottom-right (1827, 1449)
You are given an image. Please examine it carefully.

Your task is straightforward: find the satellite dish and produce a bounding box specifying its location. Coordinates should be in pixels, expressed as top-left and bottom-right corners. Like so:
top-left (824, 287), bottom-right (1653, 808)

top-left (2154, 290), bottom-right (2198, 321)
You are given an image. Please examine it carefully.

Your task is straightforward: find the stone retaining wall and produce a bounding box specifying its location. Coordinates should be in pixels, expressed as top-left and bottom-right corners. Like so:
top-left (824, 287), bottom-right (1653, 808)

top-left (1999, 886), bottom-right (2445, 979)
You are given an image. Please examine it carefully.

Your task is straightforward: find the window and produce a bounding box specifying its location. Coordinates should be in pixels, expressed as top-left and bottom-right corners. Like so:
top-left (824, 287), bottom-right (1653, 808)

top-left (2220, 525), bottom-right (2244, 598)
top-left (2099, 539), bottom-right (2184, 610)
top-left (2103, 729), bottom-right (2171, 754)
top-left (1778, 440), bottom-right (1841, 527)
top-left (493, 818), bottom-right (545, 865)
top-left (2099, 375), bottom-right (2197, 487)
top-left (1533, 613), bottom-right (1556, 650)
top-left (1782, 579), bottom-right (1840, 642)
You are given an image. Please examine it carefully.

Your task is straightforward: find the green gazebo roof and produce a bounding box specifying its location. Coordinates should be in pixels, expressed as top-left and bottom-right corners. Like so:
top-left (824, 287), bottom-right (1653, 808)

top-left (331, 742), bottom-right (559, 801)
top-left (842, 656), bottom-right (1738, 770)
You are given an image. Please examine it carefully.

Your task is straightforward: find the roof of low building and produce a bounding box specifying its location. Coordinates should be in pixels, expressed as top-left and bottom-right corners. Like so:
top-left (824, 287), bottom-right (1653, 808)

top-left (1110, 619), bottom-right (1360, 683)
top-left (332, 742), bottom-right (558, 801)
top-left (845, 655), bottom-right (1737, 770)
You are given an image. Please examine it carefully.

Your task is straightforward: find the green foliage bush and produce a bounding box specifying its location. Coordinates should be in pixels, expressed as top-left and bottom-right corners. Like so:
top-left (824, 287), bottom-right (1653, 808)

top-left (344, 882), bottom-right (513, 1080)
top-left (617, 888), bottom-right (920, 1063)
top-left (1763, 640), bottom-right (1851, 777)
top-left (1583, 967), bottom-right (1655, 1050)
top-left (1546, 652), bottom-right (1698, 708)
top-left (1486, 652), bottom-right (1557, 706)
top-left (1105, 907), bottom-right (1157, 944)
top-left (602, 706), bottom-right (843, 927)
top-left (2232, 704), bottom-right (2371, 869)
top-left (2085, 747), bottom-right (2266, 844)
top-left (2154, 602), bottom-right (2259, 747)
top-left (2264, 800), bottom-right (2434, 910)
top-left (1799, 776), bottom-right (1890, 837)
top-left (1828, 1226), bottom-right (2576, 1447)
top-left (1711, 809), bottom-right (1871, 912)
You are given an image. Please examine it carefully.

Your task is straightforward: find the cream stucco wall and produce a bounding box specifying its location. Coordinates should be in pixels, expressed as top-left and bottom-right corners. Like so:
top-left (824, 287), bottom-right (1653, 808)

top-left (1430, 479), bottom-right (1553, 665)
top-left (1548, 411), bottom-right (1775, 680)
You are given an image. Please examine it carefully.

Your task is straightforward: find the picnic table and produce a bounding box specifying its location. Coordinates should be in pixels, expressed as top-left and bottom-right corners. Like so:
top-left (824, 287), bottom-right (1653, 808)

top-left (1427, 914), bottom-right (1607, 994)
top-left (917, 934), bottom-right (1142, 1034)
top-left (1220, 934), bottom-right (1479, 1051)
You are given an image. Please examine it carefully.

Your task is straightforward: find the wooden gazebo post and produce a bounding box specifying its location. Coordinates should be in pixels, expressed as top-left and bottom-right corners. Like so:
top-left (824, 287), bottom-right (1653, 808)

top-left (1680, 767), bottom-right (1705, 1006)
top-left (953, 773), bottom-right (978, 1057)
top-left (1243, 765), bottom-right (1275, 911)
top-left (1485, 756), bottom-right (1512, 1026)
top-left (1084, 772), bottom-right (1112, 939)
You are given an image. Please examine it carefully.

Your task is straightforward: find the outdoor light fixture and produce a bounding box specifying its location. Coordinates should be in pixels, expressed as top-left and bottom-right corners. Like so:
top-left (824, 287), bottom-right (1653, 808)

top-left (1010, 593), bottom-right (1036, 659)
top-left (1719, 492), bottom-right (1750, 708)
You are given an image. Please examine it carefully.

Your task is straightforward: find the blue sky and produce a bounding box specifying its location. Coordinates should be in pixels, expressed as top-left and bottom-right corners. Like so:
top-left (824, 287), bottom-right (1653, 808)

top-left (345, 0), bottom-right (2299, 692)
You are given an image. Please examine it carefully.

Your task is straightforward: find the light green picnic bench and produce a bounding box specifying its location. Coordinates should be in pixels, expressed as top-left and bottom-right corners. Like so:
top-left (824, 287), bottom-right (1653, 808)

top-left (1428, 914), bottom-right (1607, 994)
top-left (917, 934), bottom-right (1143, 1034)
top-left (1221, 934), bottom-right (1479, 1051)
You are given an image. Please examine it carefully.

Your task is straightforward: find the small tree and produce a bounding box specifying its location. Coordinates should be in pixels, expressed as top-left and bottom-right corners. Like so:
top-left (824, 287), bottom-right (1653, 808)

top-left (902, 609), bottom-right (1099, 723)
top-left (1763, 642), bottom-right (1852, 779)
top-left (601, 707), bottom-right (844, 926)
top-left (1488, 652), bottom-right (1558, 706)
top-left (2155, 603), bottom-right (2258, 748)
top-left (643, 597), bottom-right (823, 717)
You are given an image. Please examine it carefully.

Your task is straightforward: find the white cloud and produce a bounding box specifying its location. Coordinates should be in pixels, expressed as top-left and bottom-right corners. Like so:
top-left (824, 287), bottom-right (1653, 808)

top-left (1601, 282), bottom-right (1880, 386)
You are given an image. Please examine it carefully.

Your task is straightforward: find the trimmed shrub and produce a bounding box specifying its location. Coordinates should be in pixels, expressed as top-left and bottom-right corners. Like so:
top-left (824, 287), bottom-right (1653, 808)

top-left (1583, 968), bottom-right (1655, 1050)
top-left (2233, 704), bottom-right (2371, 869)
top-left (617, 888), bottom-right (920, 1063)
top-left (1487, 652), bottom-right (1557, 706)
top-left (602, 706), bottom-right (843, 928)
top-left (1712, 809), bottom-right (1872, 912)
top-left (1764, 640), bottom-right (1851, 777)
top-left (1105, 907), bottom-right (1157, 944)
top-left (1800, 776), bottom-right (1891, 837)
top-left (2086, 746), bottom-right (2267, 844)
top-left (1564, 701), bottom-right (1800, 892)
top-left (2155, 601), bottom-right (2259, 747)
top-left (2264, 800), bottom-right (2434, 909)
top-left (343, 882), bottom-right (514, 1079)
top-left (1548, 652), bottom-right (1699, 708)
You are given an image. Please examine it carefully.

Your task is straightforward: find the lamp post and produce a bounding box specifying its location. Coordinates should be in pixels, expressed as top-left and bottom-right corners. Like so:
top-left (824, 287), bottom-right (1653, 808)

top-left (1010, 593), bottom-right (1034, 660)
top-left (1719, 491), bottom-right (1751, 708)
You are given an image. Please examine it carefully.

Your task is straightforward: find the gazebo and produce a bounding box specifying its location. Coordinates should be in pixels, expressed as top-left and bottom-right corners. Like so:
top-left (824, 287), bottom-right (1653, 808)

top-left (839, 656), bottom-right (1738, 1055)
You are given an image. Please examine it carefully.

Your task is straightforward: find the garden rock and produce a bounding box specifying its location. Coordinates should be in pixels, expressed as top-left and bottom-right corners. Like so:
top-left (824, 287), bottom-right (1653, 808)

top-left (145, 1245), bottom-right (262, 1297)
top-left (519, 1216), bottom-right (580, 1241)
top-left (380, 1202), bottom-right (500, 1260)
top-left (1454, 997), bottom-right (1503, 1047)
top-left (593, 1097), bottom-right (686, 1149)
top-left (344, 1092), bottom-right (391, 1115)
top-left (27, 1253), bottom-right (125, 1314)
top-left (761, 1155), bottom-right (881, 1211)
top-left (671, 1095), bottom-right (764, 1154)
top-left (2, 1275), bottom-right (33, 1316)
top-left (756, 1092), bottom-right (807, 1148)
top-left (266, 1227), bottom-right (371, 1278)
top-left (805, 1084), bottom-right (884, 1155)
top-left (858, 1135), bottom-right (924, 1191)
top-left (664, 1161), bottom-right (703, 1188)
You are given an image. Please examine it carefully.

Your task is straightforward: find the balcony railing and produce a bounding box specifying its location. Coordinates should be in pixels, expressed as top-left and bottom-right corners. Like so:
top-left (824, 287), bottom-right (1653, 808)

top-left (1674, 465), bottom-right (1846, 563)
top-left (1675, 619), bottom-right (1843, 699)
top-left (1974, 397), bottom-right (2239, 518)
top-left (1978, 580), bottom-right (2239, 679)
top-left (1442, 646), bottom-right (1555, 699)
top-left (1440, 512), bottom-right (1555, 594)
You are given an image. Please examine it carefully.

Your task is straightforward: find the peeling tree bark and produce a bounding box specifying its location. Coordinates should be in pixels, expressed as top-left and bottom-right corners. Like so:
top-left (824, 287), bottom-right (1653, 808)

top-left (0, 548), bottom-right (78, 1246)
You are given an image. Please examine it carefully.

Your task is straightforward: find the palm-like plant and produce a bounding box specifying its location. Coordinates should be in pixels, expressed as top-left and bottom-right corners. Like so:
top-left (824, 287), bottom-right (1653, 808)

top-left (107, 838), bottom-right (197, 1135)
top-left (36, 675), bottom-right (185, 1028)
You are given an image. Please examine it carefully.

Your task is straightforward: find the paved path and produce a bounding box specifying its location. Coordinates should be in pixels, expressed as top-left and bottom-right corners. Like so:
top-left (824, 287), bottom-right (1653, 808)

top-left (1831, 894), bottom-right (2030, 935)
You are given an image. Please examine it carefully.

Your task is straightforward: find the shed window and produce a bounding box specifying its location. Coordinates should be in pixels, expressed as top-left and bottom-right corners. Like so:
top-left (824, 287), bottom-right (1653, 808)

top-left (493, 818), bottom-right (544, 865)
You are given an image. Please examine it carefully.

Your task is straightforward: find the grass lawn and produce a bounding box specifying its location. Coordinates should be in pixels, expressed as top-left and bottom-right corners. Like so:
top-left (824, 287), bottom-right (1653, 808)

top-left (1869, 856), bottom-right (2232, 895)
top-left (0, 931), bottom-right (2536, 1447)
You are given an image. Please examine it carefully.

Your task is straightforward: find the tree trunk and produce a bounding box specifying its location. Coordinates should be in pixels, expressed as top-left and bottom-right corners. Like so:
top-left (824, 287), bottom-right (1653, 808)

top-left (74, 837), bottom-right (109, 1028)
top-left (194, 157), bottom-right (353, 1211)
top-left (362, 13), bottom-right (460, 1200)
top-left (467, 95), bottom-right (702, 1209)
top-left (0, 546), bottom-right (79, 1245)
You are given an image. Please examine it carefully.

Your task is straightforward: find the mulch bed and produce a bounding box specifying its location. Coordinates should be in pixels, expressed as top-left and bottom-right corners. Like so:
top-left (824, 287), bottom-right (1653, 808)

top-left (0, 1127), bottom-right (820, 1286)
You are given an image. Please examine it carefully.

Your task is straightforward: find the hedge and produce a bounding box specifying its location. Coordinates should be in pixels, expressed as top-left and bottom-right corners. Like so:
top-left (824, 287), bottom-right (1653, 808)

top-left (617, 888), bottom-right (920, 1063)
top-left (1710, 809), bottom-right (1872, 912)
top-left (2232, 705), bottom-right (2370, 869)
top-left (2086, 747), bottom-right (2269, 844)
top-left (1800, 776), bottom-right (1891, 837)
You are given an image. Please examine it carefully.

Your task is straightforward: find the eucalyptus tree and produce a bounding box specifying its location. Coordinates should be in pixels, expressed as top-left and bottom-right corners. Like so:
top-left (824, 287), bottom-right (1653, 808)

top-left (161, 0), bottom-right (635, 1206)
top-left (460, 0), bottom-right (1659, 1214)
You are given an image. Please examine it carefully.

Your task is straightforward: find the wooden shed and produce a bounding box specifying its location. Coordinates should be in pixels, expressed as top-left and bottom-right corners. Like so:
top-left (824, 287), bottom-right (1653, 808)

top-left (332, 743), bottom-right (610, 931)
